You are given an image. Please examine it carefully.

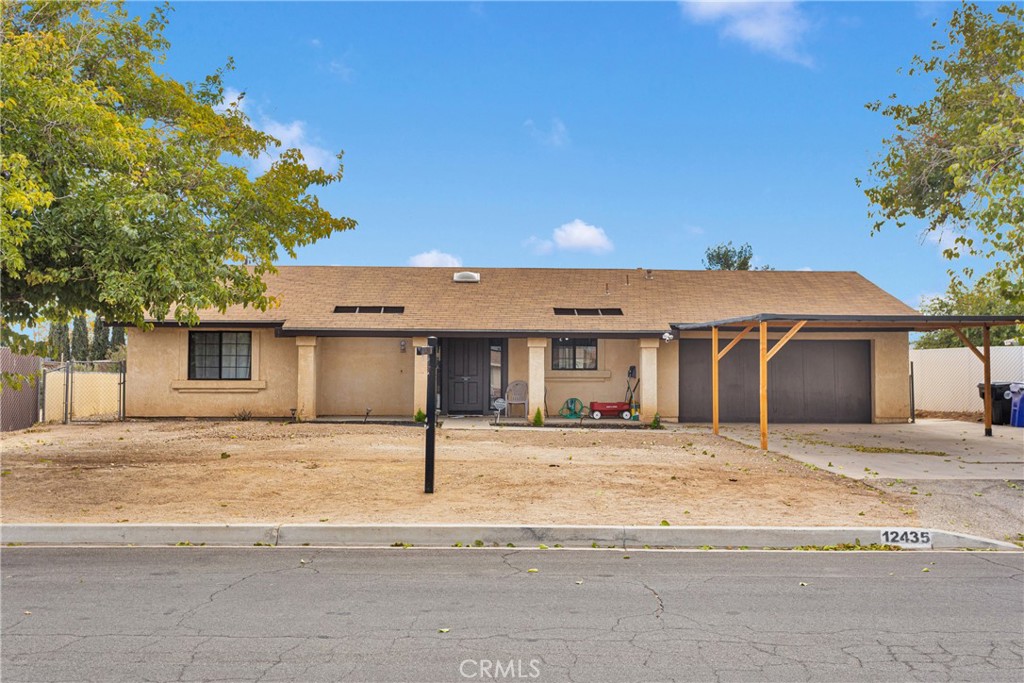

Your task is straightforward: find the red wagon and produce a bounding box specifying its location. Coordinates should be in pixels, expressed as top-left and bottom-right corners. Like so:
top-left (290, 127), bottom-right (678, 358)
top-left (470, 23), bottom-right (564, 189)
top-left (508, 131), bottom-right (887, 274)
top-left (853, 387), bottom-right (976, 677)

top-left (589, 401), bottom-right (633, 420)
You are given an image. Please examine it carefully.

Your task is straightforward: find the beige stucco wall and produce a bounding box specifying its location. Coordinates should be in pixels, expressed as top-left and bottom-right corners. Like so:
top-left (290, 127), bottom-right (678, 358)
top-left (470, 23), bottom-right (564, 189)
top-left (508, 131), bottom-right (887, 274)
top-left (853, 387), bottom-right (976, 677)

top-left (126, 327), bottom-right (298, 418)
top-left (656, 339), bottom-right (680, 421)
top-left (127, 327), bottom-right (908, 423)
top-left (317, 337), bottom-right (415, 416)
top-left (675, 330), bottom-right (910, 423)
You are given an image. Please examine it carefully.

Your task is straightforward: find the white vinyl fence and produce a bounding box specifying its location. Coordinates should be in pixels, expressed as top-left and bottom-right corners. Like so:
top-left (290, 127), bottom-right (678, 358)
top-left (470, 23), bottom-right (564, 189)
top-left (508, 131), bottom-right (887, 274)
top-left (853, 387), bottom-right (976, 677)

top-left (910, 347), bottom-right (1024, 413)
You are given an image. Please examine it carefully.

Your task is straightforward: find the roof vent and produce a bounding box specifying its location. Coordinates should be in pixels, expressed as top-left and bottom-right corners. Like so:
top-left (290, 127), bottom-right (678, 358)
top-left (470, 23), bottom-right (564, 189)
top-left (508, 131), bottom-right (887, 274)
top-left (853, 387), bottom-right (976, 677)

top-left (453, 271), bottom-right (481, 283)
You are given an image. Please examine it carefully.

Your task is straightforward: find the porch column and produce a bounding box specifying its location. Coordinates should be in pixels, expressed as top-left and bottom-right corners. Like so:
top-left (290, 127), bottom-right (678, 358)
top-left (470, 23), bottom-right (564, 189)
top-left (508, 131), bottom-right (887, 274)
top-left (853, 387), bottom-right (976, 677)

top-left (638, 338), bottom-right (659, 421)
top-left (527, 337), bottom-right (547, 421)
top-left (296, 336), bottom-right (318, 420)
top-left (412, 336), bottom-right (429, 418)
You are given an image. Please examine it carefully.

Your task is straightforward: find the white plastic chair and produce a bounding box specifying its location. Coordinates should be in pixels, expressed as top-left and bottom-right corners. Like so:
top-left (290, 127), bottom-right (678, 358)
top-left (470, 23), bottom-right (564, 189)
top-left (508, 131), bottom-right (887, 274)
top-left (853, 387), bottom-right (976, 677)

top-left (504, 380), bottom-right (528, 417)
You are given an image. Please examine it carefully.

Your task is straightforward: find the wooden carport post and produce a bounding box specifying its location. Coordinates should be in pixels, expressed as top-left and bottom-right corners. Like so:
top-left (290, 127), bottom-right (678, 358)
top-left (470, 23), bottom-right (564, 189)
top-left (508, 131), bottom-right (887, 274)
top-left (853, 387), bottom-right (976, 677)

top-left (949, 324), bottom-right (994, 437)
top-left (983, 325), bottom-right (992, 436)
top-left (758, 320), bottom-right (807, 451)
top-left (712, 324), bottom-right (755, 436)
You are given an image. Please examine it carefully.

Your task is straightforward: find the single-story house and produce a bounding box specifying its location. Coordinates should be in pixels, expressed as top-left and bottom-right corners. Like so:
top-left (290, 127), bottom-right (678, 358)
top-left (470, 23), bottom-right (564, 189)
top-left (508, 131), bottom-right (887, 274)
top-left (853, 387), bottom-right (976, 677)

top-left (126, 266), bottom-right (920, 424)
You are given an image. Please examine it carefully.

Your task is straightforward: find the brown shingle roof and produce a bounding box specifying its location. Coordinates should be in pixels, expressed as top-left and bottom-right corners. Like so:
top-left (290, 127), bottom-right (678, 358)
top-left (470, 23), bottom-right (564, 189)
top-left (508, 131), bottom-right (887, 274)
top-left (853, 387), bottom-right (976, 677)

top-left (163, 267), bottom-right (917, 335)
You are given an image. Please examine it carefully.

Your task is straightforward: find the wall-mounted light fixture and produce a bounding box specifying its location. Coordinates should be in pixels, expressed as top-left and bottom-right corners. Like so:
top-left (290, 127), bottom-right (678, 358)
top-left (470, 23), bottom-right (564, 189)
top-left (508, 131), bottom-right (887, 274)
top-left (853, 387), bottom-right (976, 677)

top-left (400, 340), bottom-right (407, 352)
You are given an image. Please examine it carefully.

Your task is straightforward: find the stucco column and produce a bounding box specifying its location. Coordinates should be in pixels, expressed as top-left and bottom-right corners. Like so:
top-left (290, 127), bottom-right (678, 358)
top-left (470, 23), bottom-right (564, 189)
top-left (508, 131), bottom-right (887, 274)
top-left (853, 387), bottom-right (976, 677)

top-left (412, 336), bottom-right (429, 418)
top-left (638, 338), bottom-right (659, 422)
top-left (295, 336), bottom-right (318, 420)
top-left (527, 337), bottom-right (547, 420)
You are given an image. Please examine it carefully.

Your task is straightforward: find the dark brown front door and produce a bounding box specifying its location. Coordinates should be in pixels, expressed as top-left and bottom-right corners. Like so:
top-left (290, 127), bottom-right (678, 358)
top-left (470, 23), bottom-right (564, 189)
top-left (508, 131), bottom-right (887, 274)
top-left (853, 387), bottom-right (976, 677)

top-left (444, 338), bottom-right (489, 413)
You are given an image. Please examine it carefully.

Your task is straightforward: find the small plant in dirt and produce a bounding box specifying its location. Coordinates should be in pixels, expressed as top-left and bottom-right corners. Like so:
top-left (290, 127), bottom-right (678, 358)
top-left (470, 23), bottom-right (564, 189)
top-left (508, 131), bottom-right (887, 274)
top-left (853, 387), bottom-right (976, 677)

top-left (234, 409), bottom-right (253, 422)
top-left (649, 413), bottom-right (664, 430)
top-left (391, 541), bottom-right (413, 548)
top-left (220, 452), bottom-right (230, 459)
top-left (531, 408), bottom-right (544, 427)
top-left (414, 409), bottom-right (427, 423)
top-left (659, 520), bottom-right (670, 526)
top-left (472, 539), bottom-right (484, 547)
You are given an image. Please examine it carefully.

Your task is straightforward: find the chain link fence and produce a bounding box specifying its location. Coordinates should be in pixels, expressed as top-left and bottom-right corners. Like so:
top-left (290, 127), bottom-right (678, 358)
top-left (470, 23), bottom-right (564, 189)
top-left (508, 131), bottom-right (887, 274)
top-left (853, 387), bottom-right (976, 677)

top-left (1, 348), bottom-right (43, 431)
top-left (42, 360), bottom-right (125, 423)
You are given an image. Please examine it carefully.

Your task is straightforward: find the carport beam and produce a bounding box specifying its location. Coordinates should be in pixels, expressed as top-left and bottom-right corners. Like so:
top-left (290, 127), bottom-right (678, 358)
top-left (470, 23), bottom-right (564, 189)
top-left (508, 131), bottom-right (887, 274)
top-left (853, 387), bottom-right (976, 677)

top-left (712, 323), bottom-right (755, 436)
top-left (712, 326), bottom-right (719, 434)
top-left (759, 321), bottom-right (768, 450)
top-left (758, 320), bottom-right (806, 451)
top-left (983, 325), bottom-right (992, 437)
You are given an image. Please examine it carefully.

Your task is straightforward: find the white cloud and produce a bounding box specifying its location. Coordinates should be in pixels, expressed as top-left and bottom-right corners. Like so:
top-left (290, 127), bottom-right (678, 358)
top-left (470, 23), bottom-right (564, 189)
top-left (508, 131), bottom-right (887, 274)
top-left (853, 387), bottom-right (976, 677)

top-left (554, 219), bottom-right (614, 253)
top-left (523, 236), bottom-right (554, 255)
top-left (524, 117), bottom-right (569, 147)
top-left (215, 87), bottom-right (337, 174)
top-left (680, 1), bottom-right (814, 67)
top-left (924, 228), bottom-right (960, 253)
top-left (525, 220), bottom-right (614, 256)
top-left (255, 118), bottom-right (336, 173)
top-left (309, 38), bottom-right (322, 48)
top-left (797, 266), bottom-right (813, 271)
top-left (408, 250), bottom-right (463, 267)
top-left (685, 225), bottom-right (705, 236)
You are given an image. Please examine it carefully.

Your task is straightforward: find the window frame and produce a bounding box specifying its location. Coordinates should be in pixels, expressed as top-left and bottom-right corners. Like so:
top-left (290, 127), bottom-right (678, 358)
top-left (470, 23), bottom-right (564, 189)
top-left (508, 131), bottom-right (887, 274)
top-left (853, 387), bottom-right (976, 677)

top-left (188, 331), bottom-right (253, 381)
top-left (551, 337), bottom-right (598, 371)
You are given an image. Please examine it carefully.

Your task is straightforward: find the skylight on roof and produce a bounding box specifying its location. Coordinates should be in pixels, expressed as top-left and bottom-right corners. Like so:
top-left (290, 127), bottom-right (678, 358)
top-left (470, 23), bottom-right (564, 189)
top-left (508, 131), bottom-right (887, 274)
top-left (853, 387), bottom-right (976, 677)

top-left (334, 306), bottom-right (405, 314)
top-left (553, 308), bottom-right (623, 316)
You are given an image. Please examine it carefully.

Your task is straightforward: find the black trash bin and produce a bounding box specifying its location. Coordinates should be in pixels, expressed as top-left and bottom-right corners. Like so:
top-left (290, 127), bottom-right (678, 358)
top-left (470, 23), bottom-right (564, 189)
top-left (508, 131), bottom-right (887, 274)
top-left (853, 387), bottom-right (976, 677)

top-left (977, 382), bottom-right (1015, 425)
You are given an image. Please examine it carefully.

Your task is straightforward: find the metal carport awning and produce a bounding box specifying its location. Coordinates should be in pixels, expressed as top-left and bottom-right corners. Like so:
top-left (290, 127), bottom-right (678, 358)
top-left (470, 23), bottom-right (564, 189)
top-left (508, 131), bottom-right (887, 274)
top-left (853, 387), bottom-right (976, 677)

top-left (670, 314), bottom-right (1023, 450)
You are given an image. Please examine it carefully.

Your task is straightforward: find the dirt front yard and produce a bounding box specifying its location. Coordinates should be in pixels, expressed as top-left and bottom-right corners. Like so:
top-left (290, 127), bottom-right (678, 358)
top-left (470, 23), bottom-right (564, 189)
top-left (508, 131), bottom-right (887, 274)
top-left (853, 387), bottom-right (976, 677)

top-left (1, 420), bottom-right (917, 526)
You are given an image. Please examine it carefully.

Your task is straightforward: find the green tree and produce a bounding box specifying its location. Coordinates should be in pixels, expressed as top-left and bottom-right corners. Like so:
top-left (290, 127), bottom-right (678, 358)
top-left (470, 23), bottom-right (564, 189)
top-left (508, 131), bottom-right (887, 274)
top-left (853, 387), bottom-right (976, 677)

top-left (702, 242), bottom-right (772, 270)
top-left (916, 275), bottom-right (1023, 348)
top-left (0, 1), bottom-right (356, 370)
top-left (71, 316), bottom-right (89, 360)
top-left (109, 326), bottom-right (126, 352)
top-left (861, 2), bottom-right (1024, 306)
top-left (47, 322), bottom-right (69, 361)
top-left (90, 318), bottom-right (110, 360)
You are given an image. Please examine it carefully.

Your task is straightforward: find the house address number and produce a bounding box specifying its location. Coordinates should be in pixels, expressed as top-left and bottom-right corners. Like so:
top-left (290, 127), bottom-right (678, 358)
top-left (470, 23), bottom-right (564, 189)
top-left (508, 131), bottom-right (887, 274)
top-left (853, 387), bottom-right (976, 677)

top-left (881, 529), bottom-right (932, 547)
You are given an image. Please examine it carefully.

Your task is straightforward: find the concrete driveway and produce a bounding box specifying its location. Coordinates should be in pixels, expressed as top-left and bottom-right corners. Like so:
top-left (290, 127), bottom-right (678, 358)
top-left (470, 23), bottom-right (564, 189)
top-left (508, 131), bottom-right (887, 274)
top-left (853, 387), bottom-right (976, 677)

top-left (705, 420), bottom-right (1024, 545)
top-left (712, 419), bottom-right (1023, 480)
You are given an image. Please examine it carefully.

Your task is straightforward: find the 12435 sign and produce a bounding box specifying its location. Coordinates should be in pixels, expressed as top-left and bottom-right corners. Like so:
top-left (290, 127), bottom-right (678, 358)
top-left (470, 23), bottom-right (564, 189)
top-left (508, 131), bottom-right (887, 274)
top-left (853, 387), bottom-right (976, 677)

top-left (881, 529), bottom-right (932, 547)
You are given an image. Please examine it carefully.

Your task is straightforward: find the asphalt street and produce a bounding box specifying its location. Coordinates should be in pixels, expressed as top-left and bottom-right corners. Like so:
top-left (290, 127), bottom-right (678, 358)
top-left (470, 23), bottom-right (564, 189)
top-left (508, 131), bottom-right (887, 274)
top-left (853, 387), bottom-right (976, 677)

top-left (2, 548), bottom-right (1022, 682)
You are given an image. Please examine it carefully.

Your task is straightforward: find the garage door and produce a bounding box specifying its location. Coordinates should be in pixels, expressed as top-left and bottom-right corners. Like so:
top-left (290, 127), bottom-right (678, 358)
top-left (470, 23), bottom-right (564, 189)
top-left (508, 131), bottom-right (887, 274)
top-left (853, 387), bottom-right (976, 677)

top-left (679, 339), bottom-right (871, 423)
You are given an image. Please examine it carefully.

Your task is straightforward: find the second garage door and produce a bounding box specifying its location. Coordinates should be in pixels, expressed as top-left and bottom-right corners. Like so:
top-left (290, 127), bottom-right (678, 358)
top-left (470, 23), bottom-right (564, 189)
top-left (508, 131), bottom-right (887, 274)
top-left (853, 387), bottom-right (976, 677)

top-left (679, 339), bottom-right (871, 423)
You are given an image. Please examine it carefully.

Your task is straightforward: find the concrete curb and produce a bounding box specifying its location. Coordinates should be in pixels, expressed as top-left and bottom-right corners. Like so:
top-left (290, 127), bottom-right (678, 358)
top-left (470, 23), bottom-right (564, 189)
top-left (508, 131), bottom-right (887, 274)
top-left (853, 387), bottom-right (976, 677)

top-left (2, 524), bottom-right (1019, 551)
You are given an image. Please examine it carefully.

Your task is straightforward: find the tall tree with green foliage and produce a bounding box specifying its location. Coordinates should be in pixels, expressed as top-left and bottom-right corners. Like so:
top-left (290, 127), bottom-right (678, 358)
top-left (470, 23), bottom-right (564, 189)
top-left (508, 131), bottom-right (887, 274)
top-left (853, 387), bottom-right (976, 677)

top-left (702, 242), bottom-right (773, 271)
top-left (47, 322), bottom-right (69, 361)
top-left (70, 316), bottom-right (89, 360)
top-left (861, 2), bottom-right (1024, 307)
top-left (109, 326), bottom-right (126, 352)
top-left (90, 318), bottom-right (110, 360)
top-left (916, 275), bottom-right (1023, 348)
top-left (0, 1), bottom-right (356, 372)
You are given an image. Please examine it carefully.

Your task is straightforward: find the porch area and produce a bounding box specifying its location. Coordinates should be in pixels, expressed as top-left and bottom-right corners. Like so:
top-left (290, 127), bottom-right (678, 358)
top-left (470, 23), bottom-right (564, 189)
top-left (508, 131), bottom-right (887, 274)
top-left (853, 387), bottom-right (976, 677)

top-left (294, 335), bottom-right (670, 423)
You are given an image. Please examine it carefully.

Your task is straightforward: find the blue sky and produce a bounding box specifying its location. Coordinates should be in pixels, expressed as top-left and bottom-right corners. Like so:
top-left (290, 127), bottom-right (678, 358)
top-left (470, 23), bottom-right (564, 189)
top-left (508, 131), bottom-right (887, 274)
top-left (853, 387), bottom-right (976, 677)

top-left (159, 1), bottom-right (981, 307)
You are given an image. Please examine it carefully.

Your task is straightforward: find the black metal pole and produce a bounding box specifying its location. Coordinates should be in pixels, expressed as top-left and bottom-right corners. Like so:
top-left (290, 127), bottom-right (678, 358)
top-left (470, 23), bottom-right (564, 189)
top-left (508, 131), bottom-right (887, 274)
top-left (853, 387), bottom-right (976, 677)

top-left (424, 336), bottom-right (438, 493)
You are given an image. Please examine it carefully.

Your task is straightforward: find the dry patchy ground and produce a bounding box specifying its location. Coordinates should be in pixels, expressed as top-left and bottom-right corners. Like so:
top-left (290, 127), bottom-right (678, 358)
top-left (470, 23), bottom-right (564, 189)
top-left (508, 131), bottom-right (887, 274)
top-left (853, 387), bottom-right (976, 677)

top-left (1, 420), bottom-right (916, 526)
